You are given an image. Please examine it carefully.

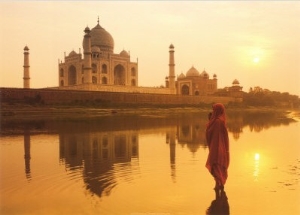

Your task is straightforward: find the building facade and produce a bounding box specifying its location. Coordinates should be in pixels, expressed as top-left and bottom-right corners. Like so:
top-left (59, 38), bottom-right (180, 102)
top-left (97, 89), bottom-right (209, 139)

top-left (175, 67), bottom-right (217, 96)
top-left (58, 19), bottom-right (138, 89)
top-left (54, 18), bottom-right (241, 98)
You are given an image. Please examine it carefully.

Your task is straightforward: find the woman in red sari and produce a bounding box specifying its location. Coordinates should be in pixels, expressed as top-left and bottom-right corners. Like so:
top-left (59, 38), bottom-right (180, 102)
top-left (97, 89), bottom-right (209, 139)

top-left (205, 103), bottom-right (230, 190)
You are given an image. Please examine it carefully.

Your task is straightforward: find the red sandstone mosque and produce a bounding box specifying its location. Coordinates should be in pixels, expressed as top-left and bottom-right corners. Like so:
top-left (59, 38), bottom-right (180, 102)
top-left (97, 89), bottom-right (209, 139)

top-left (23, 18), bottom-right (242, 97)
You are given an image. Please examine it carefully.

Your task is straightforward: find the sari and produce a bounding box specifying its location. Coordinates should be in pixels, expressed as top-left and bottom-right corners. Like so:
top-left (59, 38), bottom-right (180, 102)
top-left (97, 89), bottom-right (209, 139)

top-left (205, 103), bottom-right (230, 188)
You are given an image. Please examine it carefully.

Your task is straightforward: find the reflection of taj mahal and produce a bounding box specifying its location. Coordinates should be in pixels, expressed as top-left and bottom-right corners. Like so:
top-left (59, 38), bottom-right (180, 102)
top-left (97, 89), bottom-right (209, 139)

top-left (59, 131), bottom-right (139, 165)
top-left (54, 18), bottom-right (241, 96)
top-left (19, 112), bottom-right (285, 198)
top-left (59, 131), bottom-right (139, 197)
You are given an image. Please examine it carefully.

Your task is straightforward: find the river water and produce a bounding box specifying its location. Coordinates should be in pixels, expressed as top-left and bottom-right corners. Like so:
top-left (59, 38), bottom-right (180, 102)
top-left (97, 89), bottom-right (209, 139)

top-left (0, 111), bottom-right (299, 215)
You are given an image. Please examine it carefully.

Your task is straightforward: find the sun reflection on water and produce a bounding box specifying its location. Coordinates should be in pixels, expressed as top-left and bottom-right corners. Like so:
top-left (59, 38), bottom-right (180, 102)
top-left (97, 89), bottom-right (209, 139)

top-left (253, 153), bottom-right (260, 181)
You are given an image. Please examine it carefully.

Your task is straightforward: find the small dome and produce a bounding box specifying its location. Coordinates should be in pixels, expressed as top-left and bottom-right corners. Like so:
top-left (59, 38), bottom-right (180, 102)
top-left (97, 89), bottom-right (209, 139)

top-left (213, 74), bottom-right (217, 78)
top-left (69, 50), bottom-right (77, 56)
top-left (200, 70), bottom-right (209, 78)
top-left (90, 22), bottom-right (114, 53)
top-left (91, 46), bottom-right (101, 53)
top-left (178, 73), bottom-right (185, 79)
top-left (186, 66), bottom-right (200, 77)
top-left (232, 79), bottom-right (240, 85)
top-left (120, 50), bottom-right (129, 57)
top-left (169, 44), bottom-right (174, 49)
top-left (84, 26), bottom-right (90, 33)
top-left (24, 46), bottom-right (29, 51)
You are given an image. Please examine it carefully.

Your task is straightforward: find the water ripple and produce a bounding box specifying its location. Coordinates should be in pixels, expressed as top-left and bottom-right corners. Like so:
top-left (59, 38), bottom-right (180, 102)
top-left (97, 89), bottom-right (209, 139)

top-left (277, 159), bottom-right (300, 190)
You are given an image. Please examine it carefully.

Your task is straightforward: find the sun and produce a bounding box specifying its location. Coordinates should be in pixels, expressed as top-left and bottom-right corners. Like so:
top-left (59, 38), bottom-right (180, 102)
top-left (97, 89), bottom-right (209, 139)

top-left (253, 57), bottom-right (260, 64)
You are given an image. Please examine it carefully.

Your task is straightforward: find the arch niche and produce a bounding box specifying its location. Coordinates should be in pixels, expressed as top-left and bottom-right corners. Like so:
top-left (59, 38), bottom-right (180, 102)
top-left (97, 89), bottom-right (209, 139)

top-left (114, 64), bottom-right (125, 85)
top-left (92, 76), bottom-right (97, 84)
top-left (102, 64), bottom-right (107, 73)
top-left (131, 79), bottom-right (136, 86)
top-left (131, 67), bottom-right (136, 76)
top-left (181, 85), bottom-right (189, 95)
top-left (92, 64), bottom-right (97, 73)
top-left (102, 77), bottom-right (107, 84)
top-left (68, 65), bottom-right (77, 85)
top-left (60, 68), bottom-right (64, 77)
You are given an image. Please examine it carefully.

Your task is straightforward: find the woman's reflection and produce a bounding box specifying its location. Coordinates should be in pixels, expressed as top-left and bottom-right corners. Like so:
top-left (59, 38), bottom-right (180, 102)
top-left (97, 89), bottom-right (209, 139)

top-left (206, 189), bottom-right (230, 215)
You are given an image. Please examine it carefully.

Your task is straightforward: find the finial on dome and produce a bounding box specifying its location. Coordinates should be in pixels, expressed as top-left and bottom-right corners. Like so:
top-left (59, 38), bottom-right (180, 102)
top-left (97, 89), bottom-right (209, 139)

top-left (97, 16), bottom-right (99, 25)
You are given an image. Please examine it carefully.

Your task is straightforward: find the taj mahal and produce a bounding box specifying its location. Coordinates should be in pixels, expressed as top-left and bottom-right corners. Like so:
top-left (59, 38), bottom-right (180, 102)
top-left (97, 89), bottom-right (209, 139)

top-left (23, 18), bottom-right (242, 97)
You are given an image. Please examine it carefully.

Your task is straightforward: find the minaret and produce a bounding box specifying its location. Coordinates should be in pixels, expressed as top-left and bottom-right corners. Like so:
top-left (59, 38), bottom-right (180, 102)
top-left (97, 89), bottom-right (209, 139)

top-left (23, 46), bottom-right (30, 88)
top-left (83, 27), bottom-right (92, 84)
top-left (168, 44), bottom-right (175, 91)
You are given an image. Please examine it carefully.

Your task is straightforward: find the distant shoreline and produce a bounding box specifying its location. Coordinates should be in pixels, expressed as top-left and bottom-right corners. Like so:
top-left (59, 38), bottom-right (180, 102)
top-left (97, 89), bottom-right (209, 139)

top-left (1, 103), bottom-right (299, 121)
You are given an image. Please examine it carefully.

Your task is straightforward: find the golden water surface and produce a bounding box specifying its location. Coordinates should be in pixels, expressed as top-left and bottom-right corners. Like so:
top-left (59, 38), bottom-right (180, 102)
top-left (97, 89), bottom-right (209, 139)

top-left (0, 112), bottom-right (299, 215)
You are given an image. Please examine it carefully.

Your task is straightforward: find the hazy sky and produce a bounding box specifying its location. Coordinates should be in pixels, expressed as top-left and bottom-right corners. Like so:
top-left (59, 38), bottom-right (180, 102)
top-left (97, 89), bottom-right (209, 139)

top-left (0, 1), bottom-right (299, 95)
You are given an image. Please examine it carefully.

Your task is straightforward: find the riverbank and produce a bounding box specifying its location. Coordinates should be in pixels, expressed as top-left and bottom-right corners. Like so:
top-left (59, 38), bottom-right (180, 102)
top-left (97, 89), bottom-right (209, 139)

top-left (0, 104), bottom-right (208, 121)
top-left (1, 102), bottom-right (299, 121)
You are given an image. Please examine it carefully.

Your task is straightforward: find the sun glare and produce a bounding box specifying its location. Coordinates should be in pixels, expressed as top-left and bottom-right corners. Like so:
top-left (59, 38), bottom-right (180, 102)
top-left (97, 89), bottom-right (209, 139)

top-left (238, 46), bottom-right (266, 68)
top-left (253, 57), bottom-right (260, 64)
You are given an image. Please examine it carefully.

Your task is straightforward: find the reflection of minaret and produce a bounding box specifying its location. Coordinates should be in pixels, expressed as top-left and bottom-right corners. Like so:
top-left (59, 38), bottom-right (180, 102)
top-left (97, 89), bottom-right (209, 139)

top-left (24, 129), bottom-right (31, 179)
top-left (167, 129), bottom-right (176, 182)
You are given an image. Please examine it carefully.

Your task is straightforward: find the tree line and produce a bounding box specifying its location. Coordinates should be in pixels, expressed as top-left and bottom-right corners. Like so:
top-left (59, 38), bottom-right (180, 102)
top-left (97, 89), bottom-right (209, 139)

top-left (242, 90), bottom-right (300, 108)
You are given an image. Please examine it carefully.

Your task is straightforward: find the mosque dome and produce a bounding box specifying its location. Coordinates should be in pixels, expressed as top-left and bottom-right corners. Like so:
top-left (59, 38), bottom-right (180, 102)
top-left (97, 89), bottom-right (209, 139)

top-left (186, 66), bottom-right (200, 77)
top-left (90, 21), bottom-right (114, 53)
top-left (213, 74), bottom-right (217, 79)
top-left (169, 44), bottom-right (174, 49)
top-left (200, 70), bottom-right (209, 79)
top-left (91, 46), bottom-right (101, 53)
top-left (24, 46), bottom-right (29, 51)
top-left (178, 72), bottom-right (186, 79)
top-left (232, 79), bottom-right (240, 85)
top-left (120, 50), bottom-right (129, 57)
top-left (69, 50), bottom-right (77, 56)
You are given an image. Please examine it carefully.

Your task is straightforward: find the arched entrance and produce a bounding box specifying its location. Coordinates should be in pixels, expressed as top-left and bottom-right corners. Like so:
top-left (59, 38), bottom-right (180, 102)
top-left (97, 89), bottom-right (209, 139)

top-left (114, 64), bottom-right (125, 85)
top-left (131, 79), bottom-right (136, 86)
top-left (68, 65), bottom-right (77, 85)
top-left (181, 85), bottom-right (189, 95)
